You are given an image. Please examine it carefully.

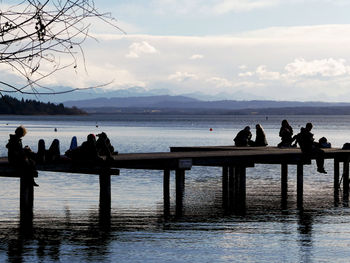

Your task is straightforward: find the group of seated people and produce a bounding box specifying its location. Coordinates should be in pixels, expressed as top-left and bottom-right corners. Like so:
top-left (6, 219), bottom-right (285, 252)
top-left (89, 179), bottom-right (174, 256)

top-left (6, 126), bottom-right (117, 186)
top-left (233, 120), bottom-right (330, 173)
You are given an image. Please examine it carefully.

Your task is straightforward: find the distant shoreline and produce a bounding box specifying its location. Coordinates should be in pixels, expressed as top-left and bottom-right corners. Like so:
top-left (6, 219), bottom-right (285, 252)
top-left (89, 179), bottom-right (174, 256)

top-left (82, 106), bottom-right (350, 115)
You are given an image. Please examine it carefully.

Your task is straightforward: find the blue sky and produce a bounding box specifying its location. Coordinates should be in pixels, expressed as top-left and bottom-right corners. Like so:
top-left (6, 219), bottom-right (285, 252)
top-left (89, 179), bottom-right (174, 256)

top-left (3, 0), bottom-right (350, 101)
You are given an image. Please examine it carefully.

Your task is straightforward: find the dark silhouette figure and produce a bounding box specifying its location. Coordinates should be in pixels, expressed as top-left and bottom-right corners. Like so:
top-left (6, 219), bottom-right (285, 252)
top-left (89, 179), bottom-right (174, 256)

top-left (65, 134), bottom-right (102, 163)
top-left (46, 139), bottom-right (60, 162)
top-left (96, 132), bottom-right (115, 159)
top-left (69, 136), bottom-right (78, 150)
top-left (254, 124), bottom-right (268, 146)
top-left (294, 123), bottom-right (326, 174)
top-left (6, 126), bottom-right (39, 186)
top-left (278, 119), bottom-right (294, 147)
top-left (36, 139), bottom-right (61, 163)
top-left (234, 126), bottom-right (254, 146)
top-left (36, 139), bottom-right (46, 164)
top-left (318, 137), bottom-right (331, 148)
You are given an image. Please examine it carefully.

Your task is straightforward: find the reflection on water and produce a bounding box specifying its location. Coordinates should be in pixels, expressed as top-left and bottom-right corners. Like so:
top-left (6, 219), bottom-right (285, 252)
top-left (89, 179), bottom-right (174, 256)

top-left (1, 115), bottom-right (350, 262)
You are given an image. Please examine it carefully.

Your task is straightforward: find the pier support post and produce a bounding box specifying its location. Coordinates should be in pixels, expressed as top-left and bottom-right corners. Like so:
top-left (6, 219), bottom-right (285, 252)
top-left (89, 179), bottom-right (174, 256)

top-left (334, 158), bottom-right (340, 206)
top-left (297, 163), bottom-right (303, 208)
top-left (175, 169), bottom-right (185, 216)
top-left (281, 163), bottom-right (288, 208)
top-left (228, 166), bottom-right (235, 211)
top-left (20, 176), bottom-right (34, 218)
top-left (164, 170), bottom-right (170, 215)
top-left (99, 172), bottom-right (111, 210)
top-left (222, 166), bottom-right (229, 209)
top-left (343, 157), bottom-right (349, 205)
top-left (237, 166), bottom-right (246, 212)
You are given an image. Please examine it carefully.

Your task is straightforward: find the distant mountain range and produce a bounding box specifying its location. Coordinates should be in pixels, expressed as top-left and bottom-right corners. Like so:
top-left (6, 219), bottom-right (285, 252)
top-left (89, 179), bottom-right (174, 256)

top-left (63, 95), bottom-right (350, 115)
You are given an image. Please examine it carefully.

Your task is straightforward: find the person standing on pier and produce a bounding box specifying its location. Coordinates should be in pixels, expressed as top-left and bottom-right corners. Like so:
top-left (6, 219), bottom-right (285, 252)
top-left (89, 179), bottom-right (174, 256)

top-left (294, 122), bottom-right (327, 174)
top-left (6, 126), bottom-right (39, 186)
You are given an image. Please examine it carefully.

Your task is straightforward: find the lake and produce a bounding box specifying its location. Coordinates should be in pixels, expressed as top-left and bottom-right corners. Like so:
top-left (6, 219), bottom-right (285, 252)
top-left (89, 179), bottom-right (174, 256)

top-left (1, 114), bottom-right (350, 263)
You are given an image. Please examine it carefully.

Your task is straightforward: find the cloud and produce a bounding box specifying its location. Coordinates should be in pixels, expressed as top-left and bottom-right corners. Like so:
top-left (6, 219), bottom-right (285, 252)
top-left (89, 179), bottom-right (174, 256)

top-left (189, 54), bottom-right (204, 60)
top-left (168, 72), bottom-right (199, 82)
top-left (239, 71), bottom-right (254, 77)
top-left (211, 0), bottom-right (278, 14)
top-left (256, 65), bottom-right (281, 80)
top-left (285, 58), bottom-right (350, 77)
top-left (206, 77), bottom-right (233, 87)
top-left (126, 41), bottom-right (158, 58)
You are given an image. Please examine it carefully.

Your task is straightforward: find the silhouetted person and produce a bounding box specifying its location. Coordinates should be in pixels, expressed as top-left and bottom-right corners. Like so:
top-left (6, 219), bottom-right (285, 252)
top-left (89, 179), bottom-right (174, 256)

top-left (36, 139), bottom-right (46, 164)
top-left (96, 132), bottom-right (115, 159)
top-left (6, 126), bottom-right (39, 186)
top-left (294, 123), bottom-right (326, 174)
top-left (46, 139), bottom-right (60, 162)
top-left (318, 137), bottom-right (331, 148)
top-left (254, 124), bottom-right (268, 146)
top-left (234, 126), bottom-right (254, 146)
top-left (65, 134), bottom-right (102, 163)
top-left (278, 119), bottom-right (294, 147)
top-left (69, 136), bottom-right (78, 150)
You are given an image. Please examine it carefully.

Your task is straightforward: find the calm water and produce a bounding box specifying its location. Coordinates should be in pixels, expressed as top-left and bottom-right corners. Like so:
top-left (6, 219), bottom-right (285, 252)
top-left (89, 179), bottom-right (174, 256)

top-left (1, 114), bottom-right (350, 263)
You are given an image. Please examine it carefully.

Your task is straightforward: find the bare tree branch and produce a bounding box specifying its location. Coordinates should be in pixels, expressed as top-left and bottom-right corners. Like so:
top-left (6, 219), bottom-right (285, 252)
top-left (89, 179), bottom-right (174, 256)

top-left (0, 0), bottom-right (122, 95)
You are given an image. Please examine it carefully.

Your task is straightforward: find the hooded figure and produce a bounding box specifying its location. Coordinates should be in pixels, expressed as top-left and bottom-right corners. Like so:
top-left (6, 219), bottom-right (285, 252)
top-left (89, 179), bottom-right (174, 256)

top-left (234, 126), bottom-right (253, 146)
top-left (278, 119), bottom-right (294, 147)
top-left (254, 124), bottom-right (268, 146)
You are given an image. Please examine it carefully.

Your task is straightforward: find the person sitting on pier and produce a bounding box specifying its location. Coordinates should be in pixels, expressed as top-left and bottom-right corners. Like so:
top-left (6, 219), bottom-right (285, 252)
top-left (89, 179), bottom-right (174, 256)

top-left (234, 126), bottom-right (254, 146)
top-left (65, 134), bottom-right (103, 163)
top-left (278, 119), bottom-right (295, 147)
top-left (253, 124), bottom-right (268, 146)
top-left (294, 123), bottom-right (327, 174)
top-left (96, 132), bottom-right (116, 160)
top-left (46, 139), bottom-right (61, 162)
top-left (6, 126), bottom-right (39, 186)
top-left (36, 138), bottom-right (61, 164)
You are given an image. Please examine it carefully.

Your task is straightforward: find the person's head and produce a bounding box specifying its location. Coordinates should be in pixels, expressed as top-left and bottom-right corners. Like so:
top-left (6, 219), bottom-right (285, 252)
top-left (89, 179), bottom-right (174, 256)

top-left (97, 132), bottom-right (107, 140)
top-left (306, 122), bottom-right (313, 131)
top-left (15, 125), bottom-right (27, 138)
top-left (319, 137), bottom-right (327, 144)
top-left (87, 133), bottom-right (96, 143)
top-left (281, 119), bottom-right (289, 127)
top-left (244, 126), bottom-right (250, 132)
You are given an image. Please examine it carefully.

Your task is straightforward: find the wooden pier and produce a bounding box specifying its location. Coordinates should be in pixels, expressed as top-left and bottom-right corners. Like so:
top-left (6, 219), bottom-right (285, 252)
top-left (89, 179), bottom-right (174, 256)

top-left (1, 146), bottom-right (350, 217)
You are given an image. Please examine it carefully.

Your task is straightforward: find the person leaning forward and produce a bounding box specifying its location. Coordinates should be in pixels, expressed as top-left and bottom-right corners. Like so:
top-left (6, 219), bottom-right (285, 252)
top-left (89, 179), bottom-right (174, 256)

top-left (6, 126), bottom-right (39, 186)
top-left (234, 126), bottom-right (254, 147)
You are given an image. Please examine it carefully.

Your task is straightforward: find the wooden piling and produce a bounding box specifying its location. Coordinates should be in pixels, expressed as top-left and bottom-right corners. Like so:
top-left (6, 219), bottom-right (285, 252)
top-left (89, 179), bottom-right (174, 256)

top-left (228, 166), bottom-right (235, 211)
top-left (163, 169), bottom-right (170, 214)
top-left (343, 157), bottom-right (349, 204)
top-left (297, 163), bottom-right (303, 208)
top-left (222, 166), bottom-right (228, 209)
top-left (20, 176), bottom-right (34, 215)
top-left (334, 158), bottom-right (340, 205)
top-left (281, 163), bottom-right (288, 202)
top-left (99, 172), bottom-right (111, 210)
top-left (175, 169), bottom-right (185, 216)
top-left (238, 166), bottom-right (246, 211)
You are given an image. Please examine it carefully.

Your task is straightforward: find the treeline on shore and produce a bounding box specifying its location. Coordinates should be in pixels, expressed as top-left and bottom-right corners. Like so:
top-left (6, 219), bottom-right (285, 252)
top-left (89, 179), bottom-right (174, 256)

top-left (0, 95), bottom-right (85, 115)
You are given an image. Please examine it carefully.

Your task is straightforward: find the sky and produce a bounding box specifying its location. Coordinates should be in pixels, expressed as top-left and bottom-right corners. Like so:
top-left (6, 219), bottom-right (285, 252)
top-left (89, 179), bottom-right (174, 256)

top-left (3, 0), bottom-right (350, 102)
